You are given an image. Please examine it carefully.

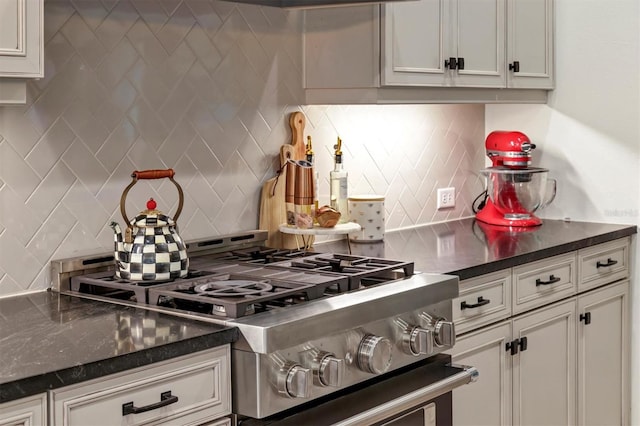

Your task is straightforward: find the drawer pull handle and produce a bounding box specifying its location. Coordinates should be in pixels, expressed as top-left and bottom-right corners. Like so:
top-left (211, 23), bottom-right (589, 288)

top-left (535, 275), bottom-right (561, 286)
top-left (596, 258), bottom-right (618, 268)
top-left (580, 312), bottom-right (592, 325)
top-left (461, 296), bottom-right (491, 310)
top-left (122, 391), bottom-right (179, 416)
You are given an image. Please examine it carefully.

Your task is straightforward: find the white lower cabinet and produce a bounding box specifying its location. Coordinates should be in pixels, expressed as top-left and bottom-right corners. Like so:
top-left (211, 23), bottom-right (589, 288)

top-left (452, 238), bottom-right (630, 426)
top-left (512, 299), bottom-right (576, 426)
top-left (49, 346), bottom-right (231, 426)
top-left (0, 393), bottom-right (47, 426)
top-left (451, 322), bottom-right (512, 425)
top-left (578, 280), bottom-right (630, 426)
top-left (452, 299), bottom-right (576, 426)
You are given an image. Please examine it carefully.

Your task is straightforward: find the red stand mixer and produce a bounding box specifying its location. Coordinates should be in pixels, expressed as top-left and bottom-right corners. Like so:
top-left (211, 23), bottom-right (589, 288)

top-left (475, 131), bottom-right (556, 227)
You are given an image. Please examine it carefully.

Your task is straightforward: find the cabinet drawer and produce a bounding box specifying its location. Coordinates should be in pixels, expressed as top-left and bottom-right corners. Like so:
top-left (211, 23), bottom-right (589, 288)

top-left (0, 393), bottom-right (46, 426)
top-left (50, 346), bottom-right (230, 426)
top-left (453, 270), bottom-right (511, 335)
top-left (578, 238), bottom-right (629, 292)
top-left (512, 252), bottom-right (577, 314)
top-left (204, 417), bottom-right (232, 426)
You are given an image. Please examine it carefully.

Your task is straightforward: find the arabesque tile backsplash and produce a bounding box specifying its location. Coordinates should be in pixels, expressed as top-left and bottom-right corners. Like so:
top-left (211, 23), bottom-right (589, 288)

top-left (0, 0), bottom-right (485, 296)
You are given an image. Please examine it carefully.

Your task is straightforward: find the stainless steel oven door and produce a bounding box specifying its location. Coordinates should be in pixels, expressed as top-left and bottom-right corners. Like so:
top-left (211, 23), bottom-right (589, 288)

top-left (236, 354), bottom-right (478, 426)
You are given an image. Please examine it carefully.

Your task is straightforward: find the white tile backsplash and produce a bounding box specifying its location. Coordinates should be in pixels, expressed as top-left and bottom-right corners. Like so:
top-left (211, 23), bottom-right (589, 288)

top-left (0, 0), bottom-right (484, 297)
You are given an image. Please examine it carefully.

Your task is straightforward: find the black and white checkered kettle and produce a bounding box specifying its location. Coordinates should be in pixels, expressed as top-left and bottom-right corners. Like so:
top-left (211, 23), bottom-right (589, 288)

top-left (109, 169), bottom-right (189, 282)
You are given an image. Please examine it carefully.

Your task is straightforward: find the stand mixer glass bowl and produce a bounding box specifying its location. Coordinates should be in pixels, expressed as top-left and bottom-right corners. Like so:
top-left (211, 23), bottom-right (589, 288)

top-left (481, 167), bottom-right (556, 221)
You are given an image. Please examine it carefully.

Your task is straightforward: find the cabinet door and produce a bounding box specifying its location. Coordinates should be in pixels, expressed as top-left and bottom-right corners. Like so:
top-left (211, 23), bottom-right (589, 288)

top-left (0, 0), bottom-right (43, 77)
top-left (453, 0), bottom-right (506, 87)
top-left (577, 280), bottom-right (630, 426)
top-left (0, 393), bottom-right (46, 426)
top-left (304, 5), bottom-right (380, 90)
top-left (382, 0), bottom-right (451, 86)
top-left (512, 299), bottom-right (576, 426)
top-left (451, 321), bottom-right (512, 426)
top-left (506, 0), bottom-right (554, 88)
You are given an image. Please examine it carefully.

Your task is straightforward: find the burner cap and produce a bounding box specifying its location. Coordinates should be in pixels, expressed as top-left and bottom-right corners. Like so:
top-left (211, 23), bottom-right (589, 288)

top-left (193, 280), bottom-right (273, 297)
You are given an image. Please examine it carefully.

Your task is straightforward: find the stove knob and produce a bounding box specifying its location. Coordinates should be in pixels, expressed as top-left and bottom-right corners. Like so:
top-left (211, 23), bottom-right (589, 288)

top-left (357, 334), bottom-right (393, 374)
top-left (421, 313), bottom-right (456, 348)
top-left (434, 319), bottom-right (456, 347)
top-left (277, 361), bottom-right (312, 398)
top-left (402, 326), bottom-right (434, 356)
top-left (313, 352), bottom-right (345, 387)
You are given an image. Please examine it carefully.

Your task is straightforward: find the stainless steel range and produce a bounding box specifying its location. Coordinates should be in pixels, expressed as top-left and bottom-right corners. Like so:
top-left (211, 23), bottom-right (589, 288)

top-left (52, 230), bottom-right (477, 425)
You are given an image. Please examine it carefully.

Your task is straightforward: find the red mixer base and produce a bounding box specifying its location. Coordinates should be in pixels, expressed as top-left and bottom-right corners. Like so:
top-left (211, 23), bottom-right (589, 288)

top-left (475, 200), bottom-right (542, 227)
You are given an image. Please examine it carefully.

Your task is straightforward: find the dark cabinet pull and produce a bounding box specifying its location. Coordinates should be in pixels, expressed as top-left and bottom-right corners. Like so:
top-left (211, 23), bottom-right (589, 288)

top-left (507, 337), bottom-right (529, 356)
top-left (506, 339), bottom-right (519, 355)
top-left (580, 312), bottom-right (592, 325)
top-left (596, 258), bottom-right (618, 268)
top-left (444, 57), bottom-right (457, 70)
top-left (461, 296), bottom-right (491, 310)
top-left (535, 274), bottom-right (561, 286)
top-left (122, 391), bottom-right (179, 416)
top-left (509, 61), bottom-right (520, 72)
top-left (518, 336), bottom-right (528, 352)
top-left (457, 57), bottom-right (465, 70)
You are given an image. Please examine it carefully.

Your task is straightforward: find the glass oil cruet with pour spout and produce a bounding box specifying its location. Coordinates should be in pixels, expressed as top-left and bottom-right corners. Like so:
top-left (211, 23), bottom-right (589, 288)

top-left (330, 137), bottom-right (348, 223)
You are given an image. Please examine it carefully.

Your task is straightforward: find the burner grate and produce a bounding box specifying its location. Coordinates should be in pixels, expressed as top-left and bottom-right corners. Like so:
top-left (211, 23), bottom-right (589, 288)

top-left (267, 253), bottom-right (414, 290)
top-left (69, 270), bottom-right (217, 303)
top-left (197, 246), bottom-right (312, 265)
top-left (147, 273), bottom-right (318, 318)
top-left (197, 263), bottom-right (350, 296)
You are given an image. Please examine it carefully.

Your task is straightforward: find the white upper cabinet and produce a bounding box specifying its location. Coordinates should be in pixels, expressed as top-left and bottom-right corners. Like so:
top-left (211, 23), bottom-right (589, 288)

top-left (382, 0), bottom-right (450, 86)
top-left (304, 0), bottom-right (553, 103)
top-left (507, 0), bottom-right (554, 88)
top-left (383, 0), bottom-right (506, 87)
top-left (0, 0), bottom-right (43, 77)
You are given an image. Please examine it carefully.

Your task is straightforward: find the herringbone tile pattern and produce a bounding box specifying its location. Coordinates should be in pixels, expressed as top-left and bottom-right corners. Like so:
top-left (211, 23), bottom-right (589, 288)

top-left (0, 0), bottom-right (484, 296)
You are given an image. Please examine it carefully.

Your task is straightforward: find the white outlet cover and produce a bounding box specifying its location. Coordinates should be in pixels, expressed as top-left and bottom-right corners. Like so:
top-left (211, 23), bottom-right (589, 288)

top-left (437, 187), bottom-right (455, 209)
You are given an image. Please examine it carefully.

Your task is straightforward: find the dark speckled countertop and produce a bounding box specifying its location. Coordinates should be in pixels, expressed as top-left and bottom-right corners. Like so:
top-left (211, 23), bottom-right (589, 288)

top-left (0, 291), bottom-right (238, 404)
top-left (321, 218), bottom-right (637, 280)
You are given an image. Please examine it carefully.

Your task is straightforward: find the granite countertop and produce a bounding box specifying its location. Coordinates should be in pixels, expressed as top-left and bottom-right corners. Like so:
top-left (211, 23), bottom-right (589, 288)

top-left (0, 291), bottom-right (238, 404)
top-left (321, 218), bottom-right (637, 280)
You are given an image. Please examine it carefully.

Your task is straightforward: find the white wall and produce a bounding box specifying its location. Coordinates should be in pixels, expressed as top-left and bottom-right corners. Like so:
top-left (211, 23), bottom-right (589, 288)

top-left (486, 0), bottom-right (640, 422)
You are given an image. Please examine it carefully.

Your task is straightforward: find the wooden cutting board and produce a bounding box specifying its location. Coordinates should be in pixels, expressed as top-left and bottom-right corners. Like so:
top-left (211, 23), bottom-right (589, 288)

top-left (289, 112), bottom-right (306, 161)
top-left (259, 112), bottom-right (308, 249)
top-left (259, 145), bottom-right (294, 248)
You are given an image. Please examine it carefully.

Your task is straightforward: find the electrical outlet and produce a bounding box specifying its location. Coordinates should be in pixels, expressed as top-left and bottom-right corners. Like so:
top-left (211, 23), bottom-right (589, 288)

top-left (437, 187), bottom-right (456, 209)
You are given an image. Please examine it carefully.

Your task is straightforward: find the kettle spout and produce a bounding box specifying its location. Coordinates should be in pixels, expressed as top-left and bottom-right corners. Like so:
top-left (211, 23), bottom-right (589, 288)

top-left (109, 221), bottom-right (122, 238)
top-left (109, 221), bottom-right (129, 278)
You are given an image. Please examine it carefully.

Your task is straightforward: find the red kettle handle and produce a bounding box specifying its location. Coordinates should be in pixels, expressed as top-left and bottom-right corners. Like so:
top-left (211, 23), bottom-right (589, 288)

top-left (120, 169), bottom-right (184, 232)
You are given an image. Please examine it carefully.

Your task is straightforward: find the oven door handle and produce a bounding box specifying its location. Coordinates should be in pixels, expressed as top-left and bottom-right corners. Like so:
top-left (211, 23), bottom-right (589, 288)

top-left (333, 365), bottom-right (479, 426)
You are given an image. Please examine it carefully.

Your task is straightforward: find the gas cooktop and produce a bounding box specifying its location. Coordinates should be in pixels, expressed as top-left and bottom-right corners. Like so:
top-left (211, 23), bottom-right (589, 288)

top-left (51, 230), bottom-right (463, 420)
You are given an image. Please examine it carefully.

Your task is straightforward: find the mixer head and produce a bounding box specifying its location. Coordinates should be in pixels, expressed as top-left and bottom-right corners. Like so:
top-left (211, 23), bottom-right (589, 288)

top-left (485, 131), bottom-right (536, 168)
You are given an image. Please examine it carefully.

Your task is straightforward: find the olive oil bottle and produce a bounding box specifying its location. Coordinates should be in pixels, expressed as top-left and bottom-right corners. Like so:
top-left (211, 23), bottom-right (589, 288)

top-left (330, 137), bottom-right (348, 222)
